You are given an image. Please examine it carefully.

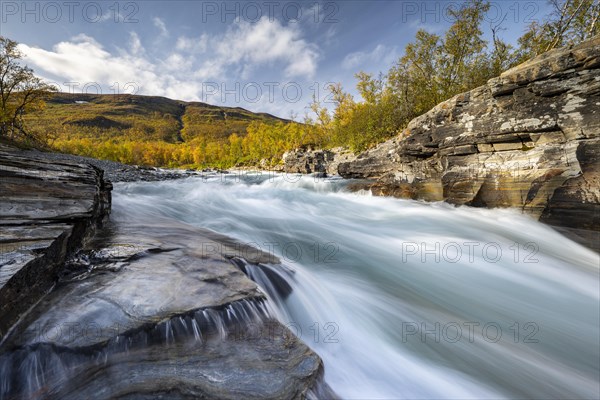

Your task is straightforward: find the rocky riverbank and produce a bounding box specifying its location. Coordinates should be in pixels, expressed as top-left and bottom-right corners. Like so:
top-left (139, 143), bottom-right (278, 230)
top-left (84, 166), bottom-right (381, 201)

top-left (0, 145), bottom-right (332, 399)
top-left (0, 144), bottom-right (112, 338)
top-left (18, 148), bottom-right (207, 182)
top-left (285, 37), bottom-right (599, 248)
top-left (283, 147), bottom-right (357, 176)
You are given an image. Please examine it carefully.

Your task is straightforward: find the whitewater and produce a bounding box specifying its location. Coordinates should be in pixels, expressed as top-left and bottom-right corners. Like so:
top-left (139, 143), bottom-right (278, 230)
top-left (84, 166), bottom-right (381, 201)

top-left (114, 172), bottom-right (600, 399)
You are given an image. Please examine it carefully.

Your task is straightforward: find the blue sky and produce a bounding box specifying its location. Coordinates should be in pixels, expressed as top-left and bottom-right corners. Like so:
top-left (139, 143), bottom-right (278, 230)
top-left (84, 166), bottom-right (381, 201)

top-left (1, 1), bottom-right (550, 118)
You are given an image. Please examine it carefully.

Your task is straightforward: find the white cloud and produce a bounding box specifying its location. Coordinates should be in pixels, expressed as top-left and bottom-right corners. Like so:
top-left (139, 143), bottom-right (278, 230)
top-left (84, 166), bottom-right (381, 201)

top-left (19, 34), bottom-right (201, 101)
top-left (174, 18), bottom-right (318, 79)
top-left (175, 35), bottom-right (208, 53)
top-left (322, 26), bottom-right (337, 46)
top-left (153, 17), bottom-right (169, 38)
top-left (342, 44), bottom-right (398, 70)
top-left (129, 32), bottom-right (144, 56)
top-left (208, 16), bottom-right (318, 79)
top-left (17, 18), bottom-right (320, 116)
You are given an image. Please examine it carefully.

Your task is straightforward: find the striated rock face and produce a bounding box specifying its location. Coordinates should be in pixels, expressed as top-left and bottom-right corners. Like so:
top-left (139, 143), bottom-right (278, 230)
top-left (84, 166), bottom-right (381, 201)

top-left (283, 147), bottom-right (357, 176)
top-left (0, 145), bottom-right (112, 339)
top-left (339, 36), bottom-right (600, 241)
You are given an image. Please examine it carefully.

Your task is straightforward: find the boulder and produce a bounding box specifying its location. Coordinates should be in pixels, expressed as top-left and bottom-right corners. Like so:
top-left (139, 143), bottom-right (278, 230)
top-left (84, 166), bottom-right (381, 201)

top-left (283, 147), bottom-right (357, 176)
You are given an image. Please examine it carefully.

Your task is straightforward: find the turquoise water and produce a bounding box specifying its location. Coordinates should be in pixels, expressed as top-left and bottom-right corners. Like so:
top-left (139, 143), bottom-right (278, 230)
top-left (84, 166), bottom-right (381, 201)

top-left (115, 172), bottom-right (600, 399)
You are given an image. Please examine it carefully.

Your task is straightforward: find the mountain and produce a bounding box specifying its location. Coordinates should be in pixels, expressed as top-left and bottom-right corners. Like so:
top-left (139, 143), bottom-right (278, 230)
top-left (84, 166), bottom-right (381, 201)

top-left (28, 92), bottom-right (288, 144)
top-left (23, 93), bottom-right (290, 168)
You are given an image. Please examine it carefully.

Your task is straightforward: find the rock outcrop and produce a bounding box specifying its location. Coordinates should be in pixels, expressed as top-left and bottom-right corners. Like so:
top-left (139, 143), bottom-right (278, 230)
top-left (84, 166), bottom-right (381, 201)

top-left (0, 145), bottom-right (332, 399)
top-left (0, 145), bottom-right (112, 339)
top-left (339, 36), bottom-right (600, 244)
top-left (0, 216), bottom-right (327, 398)
top-left (283, 147), bottom-right (357, 176)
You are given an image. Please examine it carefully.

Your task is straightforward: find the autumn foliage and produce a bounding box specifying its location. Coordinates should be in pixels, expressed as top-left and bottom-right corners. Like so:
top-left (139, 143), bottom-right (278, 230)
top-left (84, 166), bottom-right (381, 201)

top-left (6, 0), bottom-right (598, 167)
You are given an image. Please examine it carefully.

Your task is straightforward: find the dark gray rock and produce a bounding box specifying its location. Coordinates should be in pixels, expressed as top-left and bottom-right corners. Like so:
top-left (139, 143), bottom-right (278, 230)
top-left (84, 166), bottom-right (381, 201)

top-left (3, 217), bottom-right (270, 349)
top-left (0, 145), bottom-right (332, 399)
top-left (0, 145), bottom-right (112, 340)
top-left (0, 216), bottom-right (328, 399)
top-left (0, 307), bottom-right (326, 400)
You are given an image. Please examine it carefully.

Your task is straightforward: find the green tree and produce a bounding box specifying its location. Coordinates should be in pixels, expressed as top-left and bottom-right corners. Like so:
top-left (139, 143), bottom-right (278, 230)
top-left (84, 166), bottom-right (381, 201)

top-left (438, 0), bottom-right (491, 93)
top-left (0, 37), bottom-right (56, 141)
top-left (518, 0), bottom-right (599, 60)
top-left (396, 30), bottom-right (443, 114)
top-left (392, 0), bottom-right (494, 113)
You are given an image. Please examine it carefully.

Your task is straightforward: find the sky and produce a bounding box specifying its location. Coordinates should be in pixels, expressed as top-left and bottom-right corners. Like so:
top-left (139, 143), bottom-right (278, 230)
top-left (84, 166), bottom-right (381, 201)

top-left (0, 1), bottom-right (551, 118)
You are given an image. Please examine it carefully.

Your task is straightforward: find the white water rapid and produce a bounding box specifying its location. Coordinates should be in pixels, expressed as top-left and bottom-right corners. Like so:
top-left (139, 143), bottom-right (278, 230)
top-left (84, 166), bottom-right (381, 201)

top-left (113, 172), bottom-right (599, 399)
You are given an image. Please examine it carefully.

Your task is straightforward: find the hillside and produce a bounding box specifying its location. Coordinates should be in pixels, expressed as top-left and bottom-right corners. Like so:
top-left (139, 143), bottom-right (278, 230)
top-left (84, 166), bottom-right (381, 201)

top-left (25, 93), bottom-right (289, 167)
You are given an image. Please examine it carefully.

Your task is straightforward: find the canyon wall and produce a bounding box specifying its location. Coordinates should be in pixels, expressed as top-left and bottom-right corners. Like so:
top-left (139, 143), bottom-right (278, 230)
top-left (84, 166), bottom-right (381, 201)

top-left (336, 36), bottom-right (599, 239)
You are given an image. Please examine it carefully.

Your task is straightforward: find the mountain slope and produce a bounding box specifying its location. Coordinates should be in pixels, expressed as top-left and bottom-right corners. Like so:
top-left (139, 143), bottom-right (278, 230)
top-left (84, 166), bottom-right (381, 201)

top-left (24, 93), bottom-right (289, 167)
top-left (28, 92), bottom-right (287, 144)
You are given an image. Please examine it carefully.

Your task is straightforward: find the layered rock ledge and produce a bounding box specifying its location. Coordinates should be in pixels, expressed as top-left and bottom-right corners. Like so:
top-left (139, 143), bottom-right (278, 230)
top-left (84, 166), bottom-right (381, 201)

top-left (0, 145), bottom-right (331, 399)
top-left (283, 147), bottom-right (357, 176)
top-left (338, 36), bottom-right (600, 248)
top-left (0, 144), bottom-right (112, 339)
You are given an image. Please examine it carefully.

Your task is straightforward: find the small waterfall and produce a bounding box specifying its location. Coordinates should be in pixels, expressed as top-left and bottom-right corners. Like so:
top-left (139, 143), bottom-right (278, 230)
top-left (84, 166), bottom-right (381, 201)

top-left (230, 257), bottom-right (294, 300)
top-left (0, 298), bottom-right (271, 400)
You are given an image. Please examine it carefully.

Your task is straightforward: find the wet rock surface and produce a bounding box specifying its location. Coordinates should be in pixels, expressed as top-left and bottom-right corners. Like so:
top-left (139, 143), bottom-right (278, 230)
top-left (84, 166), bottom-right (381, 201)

top-left (16, 322), bottom-right (322, 400)
top-left (1, 302), bottom-right (325, 400)
top-left (0, 145), bottom-right (331, 399)
top-left (338, 37), bottom-right (600, 249)
top-left (0, 145), bottom-right (112, 339)
top-left (2, 217), bottom-right (272, 350)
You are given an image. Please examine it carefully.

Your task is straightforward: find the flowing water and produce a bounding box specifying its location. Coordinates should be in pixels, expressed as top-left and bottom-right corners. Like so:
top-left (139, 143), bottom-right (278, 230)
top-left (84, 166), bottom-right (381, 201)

top-left (109, 172), bottom-right (600, 400)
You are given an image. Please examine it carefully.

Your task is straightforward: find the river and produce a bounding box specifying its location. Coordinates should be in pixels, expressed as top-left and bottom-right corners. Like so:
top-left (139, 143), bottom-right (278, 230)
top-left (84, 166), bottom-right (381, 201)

top-left (112, 172), bottom-right (600, 399)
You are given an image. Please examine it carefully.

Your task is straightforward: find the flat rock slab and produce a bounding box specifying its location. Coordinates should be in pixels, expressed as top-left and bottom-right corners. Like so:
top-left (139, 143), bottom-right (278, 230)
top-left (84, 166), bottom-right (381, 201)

top-left (1, 215), bottom-right (324, 400)
top-left (7, 219), bottom-right (265, 348)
